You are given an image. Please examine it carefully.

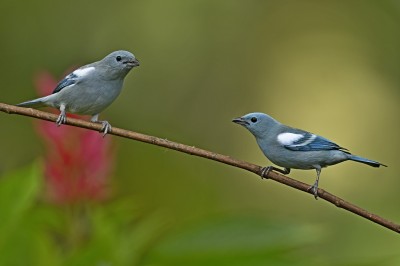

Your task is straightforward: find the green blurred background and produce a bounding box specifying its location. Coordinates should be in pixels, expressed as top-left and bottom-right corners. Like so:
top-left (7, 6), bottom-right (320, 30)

top-left (1, 0), bottom-right (399, 265)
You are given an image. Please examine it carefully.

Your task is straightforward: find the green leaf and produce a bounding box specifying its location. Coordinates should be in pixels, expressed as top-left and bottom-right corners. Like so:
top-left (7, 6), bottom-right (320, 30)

top-left (0, 162), bottom-right (42, 245)
top-left (0, 162), bottom-right (43, 265)
top-left (62, 200), bottom-right (168, 266)
top-left (143, 216), bottom-right (320, 266)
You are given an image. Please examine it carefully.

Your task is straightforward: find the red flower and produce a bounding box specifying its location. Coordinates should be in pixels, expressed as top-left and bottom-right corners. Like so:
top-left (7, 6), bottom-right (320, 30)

top-left (33, 71), bottom-right (114, 204)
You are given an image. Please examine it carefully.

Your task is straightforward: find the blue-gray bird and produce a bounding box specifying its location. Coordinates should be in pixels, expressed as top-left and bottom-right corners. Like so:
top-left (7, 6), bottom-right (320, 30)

top-left (232, 112), bottom-right (386, 199)
top-left (17, 50), bottom-right (139, 135)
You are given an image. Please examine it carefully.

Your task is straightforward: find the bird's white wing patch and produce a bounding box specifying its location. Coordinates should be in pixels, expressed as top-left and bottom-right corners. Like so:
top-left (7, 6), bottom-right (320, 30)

top-left (277, 133), bottom-right (304, 145)
top-left (73, 66), bottom-right (95, 77)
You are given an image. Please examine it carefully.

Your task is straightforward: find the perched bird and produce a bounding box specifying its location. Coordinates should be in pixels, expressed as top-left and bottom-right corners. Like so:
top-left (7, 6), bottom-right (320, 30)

top-left (17, 50), bottom-right (140, 135)
top-left (232, 112), bottom-right (386, 199)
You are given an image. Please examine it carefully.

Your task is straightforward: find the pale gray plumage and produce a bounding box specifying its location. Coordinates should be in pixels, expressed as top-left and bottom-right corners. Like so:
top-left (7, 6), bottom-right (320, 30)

top-left (17, 50), bottom-right (139, 135)
top-left (233, 112), bottom-right (386, 199)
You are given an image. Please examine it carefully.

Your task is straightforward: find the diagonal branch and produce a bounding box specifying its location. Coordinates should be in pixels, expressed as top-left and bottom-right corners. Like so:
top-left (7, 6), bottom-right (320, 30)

top-left (1, 102), bottom-right (399, 234)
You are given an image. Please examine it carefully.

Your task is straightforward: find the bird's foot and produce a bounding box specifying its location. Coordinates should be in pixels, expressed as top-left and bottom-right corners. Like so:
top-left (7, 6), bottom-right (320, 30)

top-left (260, 166), bottom-right (290, 179)
top-left (99, 120), bottom-right (112, 136)
top-left (56, 113), bottom-right (66, 126)
top-left (307, 183), bottom-right (319, 200)
top-left (260, 166), bottom-right (273, 179)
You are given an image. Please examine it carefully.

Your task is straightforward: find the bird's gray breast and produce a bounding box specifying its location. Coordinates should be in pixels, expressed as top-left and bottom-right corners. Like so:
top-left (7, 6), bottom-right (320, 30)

top-left (56, 78), bottom-right (124, 115)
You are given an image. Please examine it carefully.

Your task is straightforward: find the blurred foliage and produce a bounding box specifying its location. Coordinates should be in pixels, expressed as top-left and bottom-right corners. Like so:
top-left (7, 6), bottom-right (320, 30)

top-left (0, 163), bottom-right (319, 265)
top-left (0, 163), bottom-right (165, 265)
top-left (0, 0), bottom-right (400, 265)
top-left (142, 217), bottom-right (319, 266)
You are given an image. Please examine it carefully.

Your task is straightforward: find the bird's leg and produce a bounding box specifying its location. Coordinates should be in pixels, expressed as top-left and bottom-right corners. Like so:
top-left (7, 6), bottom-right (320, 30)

top-left (260, 166), bottom-right (290, 179)
top-left (56, 104), bottom-right (67, 126)
top-left (91, 114), bottom-right (112, 136)
top-left (308, 168), bottom-right (321, 200)
top-left (90, 114), bottom-right (99, 123)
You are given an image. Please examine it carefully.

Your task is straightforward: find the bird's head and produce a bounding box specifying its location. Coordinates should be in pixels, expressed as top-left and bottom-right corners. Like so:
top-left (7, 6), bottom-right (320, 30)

top-left (102, 50), bottom-right (140, 73)
top-left (232, 112), bottom-right (278, 137)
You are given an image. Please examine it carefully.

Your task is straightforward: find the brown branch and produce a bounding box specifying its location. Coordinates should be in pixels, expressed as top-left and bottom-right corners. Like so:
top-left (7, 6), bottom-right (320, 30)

top-left (1, 102), bottom-right (399, 234)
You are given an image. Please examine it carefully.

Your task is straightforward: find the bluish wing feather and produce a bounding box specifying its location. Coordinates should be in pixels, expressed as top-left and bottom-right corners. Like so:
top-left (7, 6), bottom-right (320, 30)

top-left (284, 132), bottom-right (345, 151)
top-left (52, 73), bottom-right (78, 94)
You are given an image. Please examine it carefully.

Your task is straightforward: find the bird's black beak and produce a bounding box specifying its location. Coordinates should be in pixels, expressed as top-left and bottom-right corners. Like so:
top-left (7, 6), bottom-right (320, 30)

top-left (126, 58), bottom-right (140, 67)
top-left (232, 117), bottom-right (249, 126)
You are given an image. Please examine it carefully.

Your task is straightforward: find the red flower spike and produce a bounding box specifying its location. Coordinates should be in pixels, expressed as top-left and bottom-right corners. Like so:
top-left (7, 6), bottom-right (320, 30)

top-left (33, 71), bottom-right (114, 204)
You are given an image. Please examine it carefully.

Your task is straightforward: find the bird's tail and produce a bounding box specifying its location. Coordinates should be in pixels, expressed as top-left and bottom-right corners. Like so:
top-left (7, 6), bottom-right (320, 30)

top-left (348, 154), bottom-right (387, 168)
top-left (16, 96), bottom-right (50, 108)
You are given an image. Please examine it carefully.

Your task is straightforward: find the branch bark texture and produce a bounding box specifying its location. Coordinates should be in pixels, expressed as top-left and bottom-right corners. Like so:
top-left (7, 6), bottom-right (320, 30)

top-left (1, 102), bottom-right (399, 234)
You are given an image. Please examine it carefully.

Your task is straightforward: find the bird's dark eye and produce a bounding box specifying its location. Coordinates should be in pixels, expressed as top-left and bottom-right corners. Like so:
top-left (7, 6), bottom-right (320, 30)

top-left (251, 117), bottom-right (258, 123)
top-left (116, 56), bottom-right (122, 62)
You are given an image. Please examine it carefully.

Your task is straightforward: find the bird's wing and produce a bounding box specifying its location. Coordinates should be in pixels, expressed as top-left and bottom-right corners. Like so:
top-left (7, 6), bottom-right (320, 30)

top-left (52, 66), bottom-right (95, 94)
top-left (277, 132), bottom-right (346, 151)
